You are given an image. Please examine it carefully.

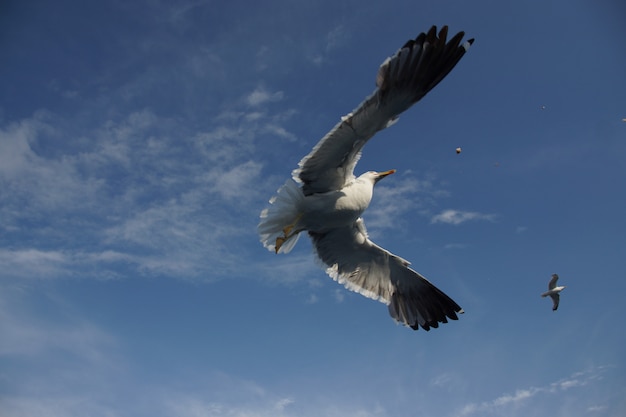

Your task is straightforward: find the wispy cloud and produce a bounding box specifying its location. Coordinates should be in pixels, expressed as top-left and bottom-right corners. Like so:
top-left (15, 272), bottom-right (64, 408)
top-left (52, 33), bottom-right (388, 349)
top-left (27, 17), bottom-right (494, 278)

top-left (164, 391), bottom-right (387, 417)
top-left (306, 293), bottom-right (319, 304)
top-left (366, 174), bottom-right (449, 232)
top-left (453, 367), bottom-right (610, 417)
top-left (246, 86), bottom-right (285, 107)
top-left (0, 83), bottom-right (297, 282)
top-left (332, 289), bottom-right (346, 303)
top-left (307, 23), bottom-right (354, 66)
top-left (515, 226), bottom-right (528, 234)
top-left (0, 285), bottom-right (129, 417)
top-left (443, 243), bottom-right (468, 250)
top-left (0, 287), bottom-right (117, 359)
top-left (431, 209), bottom-right (497, 225)
top-left (259, 252), bottom-right (320, 287)
top-left (325, 24), bottom-right (349, 52)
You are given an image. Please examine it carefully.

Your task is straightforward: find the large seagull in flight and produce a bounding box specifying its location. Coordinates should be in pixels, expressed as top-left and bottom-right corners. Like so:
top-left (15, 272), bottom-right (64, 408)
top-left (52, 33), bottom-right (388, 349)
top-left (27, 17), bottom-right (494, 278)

top-left (259, 26), bottom-right (473, 331)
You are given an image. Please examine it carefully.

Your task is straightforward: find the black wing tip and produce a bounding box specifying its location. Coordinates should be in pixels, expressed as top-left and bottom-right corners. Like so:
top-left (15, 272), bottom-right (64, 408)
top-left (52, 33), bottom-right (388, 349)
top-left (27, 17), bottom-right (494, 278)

top-left (401, 25), bottom-right (474, 52)
top-left (418, 25), bottom-right (473, 44)
top-left (391, 293), bottom-right (464, 332)
top-left (410, 310), bottom-right (463, 331)
top-left (378, 23), bottom-right (473, 99)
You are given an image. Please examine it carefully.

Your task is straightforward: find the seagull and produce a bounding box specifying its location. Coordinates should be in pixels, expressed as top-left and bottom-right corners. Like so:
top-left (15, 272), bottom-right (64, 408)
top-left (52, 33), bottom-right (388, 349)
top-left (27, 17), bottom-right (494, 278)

top-left (541, 274), bottom-right (566, 311)
top-left (258, 26), bottom-right (473, 331)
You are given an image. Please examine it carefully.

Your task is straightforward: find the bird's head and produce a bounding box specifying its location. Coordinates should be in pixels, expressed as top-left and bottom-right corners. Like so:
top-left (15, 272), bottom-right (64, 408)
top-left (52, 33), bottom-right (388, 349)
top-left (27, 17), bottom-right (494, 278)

top-left (369, 169), bottom-right (396, 184)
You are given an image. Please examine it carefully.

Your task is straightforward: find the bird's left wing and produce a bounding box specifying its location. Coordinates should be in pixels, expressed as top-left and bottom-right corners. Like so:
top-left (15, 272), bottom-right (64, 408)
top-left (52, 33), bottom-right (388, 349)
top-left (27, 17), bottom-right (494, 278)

top-left (309, 218), bottom-right (462, 330)
top-left (294, 26), bottom-right (473, 196)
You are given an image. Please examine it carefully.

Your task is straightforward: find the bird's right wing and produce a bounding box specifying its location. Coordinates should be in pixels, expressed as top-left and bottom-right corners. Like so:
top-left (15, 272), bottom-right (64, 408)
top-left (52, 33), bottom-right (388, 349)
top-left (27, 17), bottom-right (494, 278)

top-left (548, 274), bottom-right (559, 290)
top-left (309, 219), bottom-right (462, 331)
top-left (550, 294), bottom-right (560, 311)
top-left (294, 26), bottom-right (473, 196)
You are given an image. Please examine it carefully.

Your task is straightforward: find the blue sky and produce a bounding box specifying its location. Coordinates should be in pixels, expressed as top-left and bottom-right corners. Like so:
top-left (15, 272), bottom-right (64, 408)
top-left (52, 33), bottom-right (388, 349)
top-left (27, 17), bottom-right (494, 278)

top-left (1, 0), bottom-right (625, 416)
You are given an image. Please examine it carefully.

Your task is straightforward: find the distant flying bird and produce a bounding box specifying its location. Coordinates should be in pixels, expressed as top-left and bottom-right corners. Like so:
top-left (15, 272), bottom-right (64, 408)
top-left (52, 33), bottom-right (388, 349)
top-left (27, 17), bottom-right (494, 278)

top-left (456, 147), bottom-right (462, 154)
top-left (541, 274), bottom-right (566, 311)
top-left (259, 26), bottom-right (473, 331)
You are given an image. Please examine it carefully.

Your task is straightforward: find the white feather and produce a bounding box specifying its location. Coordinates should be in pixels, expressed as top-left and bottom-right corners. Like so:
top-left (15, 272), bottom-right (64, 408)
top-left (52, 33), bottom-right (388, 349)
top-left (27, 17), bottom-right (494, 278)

top-left (258, 179), bottom-right (304, 253)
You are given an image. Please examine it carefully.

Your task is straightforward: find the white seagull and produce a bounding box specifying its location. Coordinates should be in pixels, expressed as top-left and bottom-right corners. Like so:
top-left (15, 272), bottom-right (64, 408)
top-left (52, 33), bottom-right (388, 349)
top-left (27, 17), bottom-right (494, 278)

top-left (541, 273), bottom-right (566, 311)
top-left (259, 26), bottom-right (473, 331)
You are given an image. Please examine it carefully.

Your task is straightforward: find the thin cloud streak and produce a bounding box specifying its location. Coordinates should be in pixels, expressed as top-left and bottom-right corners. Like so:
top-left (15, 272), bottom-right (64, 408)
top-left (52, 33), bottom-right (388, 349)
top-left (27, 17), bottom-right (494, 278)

top-left (366, 174), bottom-right (449, 232)
top-left (431, 209), bottom-right (497, 225)
top-left (453, 367), bottom-right (610, 417)
top-left (246, 86), bottom-right (285, 107)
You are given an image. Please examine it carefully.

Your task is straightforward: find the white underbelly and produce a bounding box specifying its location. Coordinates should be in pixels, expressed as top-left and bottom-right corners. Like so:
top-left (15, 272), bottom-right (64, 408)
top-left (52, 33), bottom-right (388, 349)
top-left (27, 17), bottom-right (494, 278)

top-left (300, 191), bottom-right (369, 233)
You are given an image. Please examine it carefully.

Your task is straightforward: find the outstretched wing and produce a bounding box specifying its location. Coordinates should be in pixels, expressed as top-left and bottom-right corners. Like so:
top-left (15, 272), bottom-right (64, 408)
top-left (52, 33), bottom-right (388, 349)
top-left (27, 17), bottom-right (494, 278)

top-left (548, 274), bottom-right (559, 290)
top-left (294, 25), bottom-right (473, 196)
top-left (309, 219), bottom-right (463, 331)
top-left (550, 294), bottom-right (560, 311)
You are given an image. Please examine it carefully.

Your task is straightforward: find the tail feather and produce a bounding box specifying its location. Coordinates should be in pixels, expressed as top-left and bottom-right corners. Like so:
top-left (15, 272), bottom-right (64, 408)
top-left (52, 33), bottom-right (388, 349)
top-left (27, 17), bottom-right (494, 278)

top-left (258, 179), bottom-right (305, 254)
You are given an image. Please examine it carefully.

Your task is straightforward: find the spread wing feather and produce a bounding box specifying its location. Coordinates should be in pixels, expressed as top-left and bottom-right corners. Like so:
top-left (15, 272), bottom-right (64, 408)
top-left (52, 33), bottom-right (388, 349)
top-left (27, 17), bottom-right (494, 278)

top-left (550, 294), bottom-right (560, 311)
top-left (293, 25), bottom-right (473, 196)
top-left (309, 219), bottom-right (463, 331)
top-left (548, 274), bottom-right (559, 290)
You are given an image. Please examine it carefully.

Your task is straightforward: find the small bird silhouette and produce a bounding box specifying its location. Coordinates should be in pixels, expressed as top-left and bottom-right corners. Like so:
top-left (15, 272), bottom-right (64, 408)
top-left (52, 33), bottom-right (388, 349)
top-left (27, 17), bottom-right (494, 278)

top-left (541, 274), bottom-right (566, 311)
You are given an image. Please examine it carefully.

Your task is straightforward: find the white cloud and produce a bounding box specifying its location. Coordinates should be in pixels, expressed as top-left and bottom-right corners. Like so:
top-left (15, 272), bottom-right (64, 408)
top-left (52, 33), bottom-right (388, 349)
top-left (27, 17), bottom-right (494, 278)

top-left (260, 253), bottom-right (320, 287)
top-left (0, 81), bottom-right (300, 282)
top-left (431, 209), bottom-right (497, 225)
top-left (262, 123), bottom-right (298, 141)
top-left (333, 289), bottom-right (346, 303)
top-left (443, 243), bottom-right (468, 250)
top-left (0, 248), bottom-right (149, 280)
top-left (208, 160), bottom-right (264, 201)
top-left (164, 393), bottom-right (387, 417)
top-left (306, 24), bottom-right (352, 66)
top-left (275, 398), bottom-right (295, 411)
top-left (587, 405), bottom-right (607, 413)
top-left (325, 25), bottom-right (349, 52)
top-left (306, 294), bottom-right (319, 304)
top-left (0, 249), bottom-right (67, 276)
top-left (366, 175), bottom-right (448, 232)
top-left (169, 0), bottom-right (212, 24)
top-left (1, 396), bottom-right (117, 417)
top-left (454, 367), bottom-right (609, 417)
top-left (0, 113), bottom-right (105, 218)
top-left (0, 286), bottom-right (124, 417)
top-left (430, 372), bottom-right (458, 388)
top-left (246, 86), bottom-right (285, 107)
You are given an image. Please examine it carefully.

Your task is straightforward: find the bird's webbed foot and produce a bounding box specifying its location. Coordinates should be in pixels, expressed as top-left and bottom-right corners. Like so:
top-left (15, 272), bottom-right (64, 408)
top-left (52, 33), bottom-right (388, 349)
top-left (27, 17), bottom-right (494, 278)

top-left (274, 214), bottom-right (302, 253)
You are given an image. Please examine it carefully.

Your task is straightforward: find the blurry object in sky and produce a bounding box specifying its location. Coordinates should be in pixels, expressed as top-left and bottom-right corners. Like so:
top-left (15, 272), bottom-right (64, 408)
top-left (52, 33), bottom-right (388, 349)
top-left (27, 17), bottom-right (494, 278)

top-left (541, 273), bottom-right (566, 311)
top-left (494, 162), bottom-right (501, 167)
top-left (259, 26), bottom-right (473, 331)
top-left (456, 147), bottom-right (462, 154)
top-left (541, 105), bottom-right (546, 110)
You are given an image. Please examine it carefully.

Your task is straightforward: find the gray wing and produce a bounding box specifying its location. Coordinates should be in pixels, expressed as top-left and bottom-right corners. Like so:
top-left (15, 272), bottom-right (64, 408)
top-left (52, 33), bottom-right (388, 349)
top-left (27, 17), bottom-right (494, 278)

top-left (294, 26), bottom-right (473, 196)
top-left (550, 294), bottom-right (560, 311)
top-left (548, 274), bottom-right (559, 290)
top-left (309, 218), bottom-right (463, 331)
